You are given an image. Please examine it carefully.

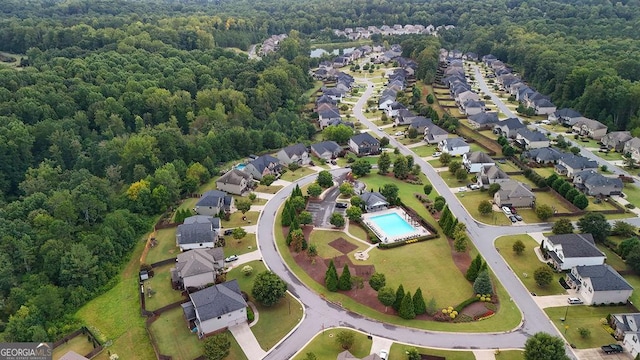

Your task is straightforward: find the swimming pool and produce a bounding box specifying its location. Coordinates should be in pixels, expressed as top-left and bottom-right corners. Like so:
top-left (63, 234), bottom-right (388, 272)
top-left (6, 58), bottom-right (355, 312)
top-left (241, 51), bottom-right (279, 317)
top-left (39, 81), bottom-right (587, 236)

top-left (235, 164), bottom-right (246, 171)
top-left (368, 212), bottom-right (415, 237)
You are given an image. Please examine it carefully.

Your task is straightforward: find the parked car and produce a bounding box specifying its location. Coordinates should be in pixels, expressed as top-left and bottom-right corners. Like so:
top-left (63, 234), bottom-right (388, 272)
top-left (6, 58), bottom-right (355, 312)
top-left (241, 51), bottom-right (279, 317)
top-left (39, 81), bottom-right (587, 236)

top-left (336, 202), bottom-right (348, 208)
top-left (458, 187), bottom-right (467, 192)
top-left (468, 184), bottom-right (481, 190)
top-left (509, 215), bottom-right (517, 223)
top-left (394, 131), bottom-right (404, 136)
top-left (379, 350), bottom-right (389, 360)
top-left (433, 152), bottom-right (442, 157)
top-left (541, 120), bottom-right (551, 125)
top-left (497, 158), bottom-right (506, 164)
top-left (224, 255), bottom-right (239, 262)
top-left (223, 229), bottom-right (234, 236)
top-left (568, 297), bottom-right (583, 304)
top-left (501, 206), bottom-right (512, 215)
top-left (601, 344), bottom-right (623, 354)
top-left (514, 214), bottom-right (523, 221)
top-left (330, 159), bottom-right (337, 165)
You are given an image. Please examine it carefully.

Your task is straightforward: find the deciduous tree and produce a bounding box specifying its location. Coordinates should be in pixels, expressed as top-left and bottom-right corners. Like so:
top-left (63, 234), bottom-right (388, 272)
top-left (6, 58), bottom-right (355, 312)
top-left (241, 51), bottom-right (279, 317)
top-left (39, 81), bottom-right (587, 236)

top-left (533, 266), bottom-right (553, 287)
top-left (524, 332), bottom-right (569, 360)
top-left (552, 218), bottom-right (574, 234)
top-left (577, 212), bottom-right (610, 242)
top-left (252, 271), bottom-right (287, 306)
top-left (513, 239), bottom-right (525, 255)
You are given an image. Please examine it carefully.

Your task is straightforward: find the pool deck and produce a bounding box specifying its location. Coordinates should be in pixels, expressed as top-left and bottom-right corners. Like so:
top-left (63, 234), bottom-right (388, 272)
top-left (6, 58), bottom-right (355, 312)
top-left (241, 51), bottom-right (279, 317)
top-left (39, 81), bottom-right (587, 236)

top-left (361, 207), bottom-right (431, 244)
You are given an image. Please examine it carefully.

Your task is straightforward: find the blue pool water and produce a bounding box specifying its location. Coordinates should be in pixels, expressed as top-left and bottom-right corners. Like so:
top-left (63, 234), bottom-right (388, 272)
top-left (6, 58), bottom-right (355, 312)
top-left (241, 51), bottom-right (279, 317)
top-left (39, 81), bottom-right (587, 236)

top-left (369, 213), bottom-right (415, 237)
top-left (235, 164), bottom-right (246, 171)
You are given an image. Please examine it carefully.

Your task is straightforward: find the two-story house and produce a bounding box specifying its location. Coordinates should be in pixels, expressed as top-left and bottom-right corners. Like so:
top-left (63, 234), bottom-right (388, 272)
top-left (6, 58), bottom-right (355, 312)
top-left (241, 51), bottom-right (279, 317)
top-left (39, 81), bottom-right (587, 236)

top-left (522, 147), bottom-right (565, 165)
top-left (543, 233), bottom-right (606, 271)
top-left (548, 108), bottom-right (582, 125)
top-left (195, 190), bottom-right (234, 216)
top-left (515, 128), bottom-right (550, 149)
top-left (573, 170), bottom-right (623, 196)
top-left (610, 313), bottom-right (640, 357)
top-left (277, 143), bottom-right (310, 166)
top-left (493, 118), bottom-right (526, 138)
top-left (463, 151), bottom-right (495, 173)
top-left (467, 112), bottom-right (499, 130)
top-left (423, 122), bottom-right (449, 145)
top-left (176, 216), bottom-right (221, 251)
top-left (602, 131), bottom-right (632, 152)
top-left (572, 117), bottom-right (608, 140)
top-left (216, 169), bottom-right (253, 195)
top-left (555, 154), bottom-right (598, 178)
top-left (476, 165), bottom-right (510, 189)
top-left (349, 133), bottom-right (380, 156)
top-left (566, 264), bottom-right (633, 305)
top-left (624, 137), bottom-right (640, 162)
top-left (244, 155), bottom-right (281, 181)
top-left (493, 180), bottom-right (535, 208)
top-left (439, 138), bottom-right (470, 156)
top-left (171, 248), bottom-right (224, 290)
top-left (310, 141), bottom-right (342, 161)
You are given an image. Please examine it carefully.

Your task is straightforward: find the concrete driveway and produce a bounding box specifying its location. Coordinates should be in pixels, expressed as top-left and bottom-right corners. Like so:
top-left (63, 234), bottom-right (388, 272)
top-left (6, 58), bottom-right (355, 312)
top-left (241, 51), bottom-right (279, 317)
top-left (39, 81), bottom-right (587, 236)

top-left (574, 348), bottom-right (632, 360)
top-left (532, 295), bottom-right (573, 309)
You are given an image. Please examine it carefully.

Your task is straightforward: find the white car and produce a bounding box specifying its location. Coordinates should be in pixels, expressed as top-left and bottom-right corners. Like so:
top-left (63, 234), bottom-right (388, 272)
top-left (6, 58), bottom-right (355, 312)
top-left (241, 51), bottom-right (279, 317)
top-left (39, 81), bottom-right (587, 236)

top-left (501, 206), bottom-right (512, 215)
top-left (432, 152), bottom-right (442, 157)
top-left (469, 184), bottom-right (481, 190)
top-left (379, 350), bottom-right (388, 360)
top-left (224, 255), bottom-right (239, 262)
top-left (458, 187), bottom-right (467, 192)
top-left (394, 131), bottom-right (404, 136)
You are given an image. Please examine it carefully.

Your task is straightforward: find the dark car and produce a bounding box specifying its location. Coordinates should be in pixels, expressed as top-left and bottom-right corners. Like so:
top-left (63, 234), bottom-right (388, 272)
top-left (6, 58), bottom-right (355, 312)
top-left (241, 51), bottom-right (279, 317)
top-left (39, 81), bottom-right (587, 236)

top-left (223, 229), bottom-right (234, 236)
top-left (509, 206), bottom-right (517, 214)
top-left (336, 202), bottom-right (348, 208)
top-left (514, 214), bottom-right (523, 221)
top-left (509, 215), bottom-right (517, 223)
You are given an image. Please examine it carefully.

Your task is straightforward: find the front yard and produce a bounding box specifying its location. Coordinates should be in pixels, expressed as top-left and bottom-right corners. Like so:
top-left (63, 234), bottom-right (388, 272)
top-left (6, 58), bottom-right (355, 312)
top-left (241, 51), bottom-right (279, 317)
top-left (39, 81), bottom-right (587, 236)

top-left (280, 167), bottom-right (317, 182)
top-left (292, 329), bottom-right (372, 360)
top-left (456, 191), bottom-right (512, 226)
top-left (223, 233), bottom-right (257, 257)
top-left (623, 184), bottom-right (640, 206)
top-left (254, 184), bottom-right (283, 194)
top-left (411, 144), bottom-right (439, 157)
top-left (594, 149), bottom-right (625, 162)
top-left (545, 305), bottom-right (635, 349)
top-left (389, 343), bottom-right (475, 360)
top-left (494, 235), bottom-right (566, 296)
top-left (222, 211), bottom-right (260, 227)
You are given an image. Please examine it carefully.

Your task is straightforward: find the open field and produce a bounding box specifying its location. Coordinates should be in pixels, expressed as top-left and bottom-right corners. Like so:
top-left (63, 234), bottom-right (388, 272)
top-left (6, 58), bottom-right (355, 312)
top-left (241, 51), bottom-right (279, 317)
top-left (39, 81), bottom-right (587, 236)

top-left (292, 329), bottom-right (372, 360)
top-left (545, 305), bottom-right (635, 348)
top-left (495, 235), bottom-right (566, 296)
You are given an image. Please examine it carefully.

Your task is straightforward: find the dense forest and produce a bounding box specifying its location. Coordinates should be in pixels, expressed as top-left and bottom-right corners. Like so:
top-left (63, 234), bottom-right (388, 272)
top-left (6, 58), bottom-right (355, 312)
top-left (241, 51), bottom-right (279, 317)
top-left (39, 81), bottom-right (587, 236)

top-left (1, 0), bottom-right (640, 342)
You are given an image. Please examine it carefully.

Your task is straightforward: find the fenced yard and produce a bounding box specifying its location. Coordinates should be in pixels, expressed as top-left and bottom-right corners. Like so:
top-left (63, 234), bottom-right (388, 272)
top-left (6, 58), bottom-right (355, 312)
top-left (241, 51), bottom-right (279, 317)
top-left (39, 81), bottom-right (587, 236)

top-left (53, 334), bottom-right (96, 359)
top-left (143, 264), bottom-right (184, 311)
top-left (145, 228), bottom-right (178, 265)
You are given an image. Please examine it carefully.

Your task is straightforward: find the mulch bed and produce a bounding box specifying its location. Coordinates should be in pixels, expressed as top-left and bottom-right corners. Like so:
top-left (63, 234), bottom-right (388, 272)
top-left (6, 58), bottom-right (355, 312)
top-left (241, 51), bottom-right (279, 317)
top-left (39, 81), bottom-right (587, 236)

top-left (447, 237), bottom-right (472, 275)
top-left (329, 237), bottom-right (358, 254)
top-left (460, 301), bottom-right (491, 318)
top-left (421, 355), bottom-right (445, 360)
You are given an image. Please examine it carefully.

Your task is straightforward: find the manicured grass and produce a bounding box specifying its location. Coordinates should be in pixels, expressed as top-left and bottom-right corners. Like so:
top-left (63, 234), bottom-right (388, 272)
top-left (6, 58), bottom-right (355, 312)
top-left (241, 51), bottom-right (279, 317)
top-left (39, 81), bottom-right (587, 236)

top-left (226, 261), bottom-right (304, 350)
top-left (309, 230), bottom-right (369, 258)
top-left (254, 184), bottom-right (284, 194)
top-left (77, 238), bottom-right (156, 360)
top-left (596, 244), bottom-right (640, 307)
top-left (360, 174), bottom-right (436, 223)
top-left (53, 334), bottom-right (96, 359)
top-left (480, 130), bottom-right (499, 140)
top-left (457, 191), bottom-right (512, 226)
top-left (574, 137), bottom-right (601, 149)
top-left (241, 196), bottom-right (267, 206)
top-left (222, 211), bottom-right (260, 227)
top-left (585, 197), bottom-right (620, 212)
top-left (280, 167), bottom-right (317, 182)
top-left (545, 305), bottom-right (635, 348)
top-left (534, 191), bottom-right (574, 213)
top-left (594, 150), bottom-right (625, 161)
top-left (310, 156), bottom-right (331, 169)
top-left (224, 233), bottom-right (257, 256)
top-left (146, 227), bottom-right (179, 264)
top-left (348, 221), bottom-right (369, 241)
top-left (495, 235), bottom-right (566, 296)
top-left (497, 161), bottom-right (522, 173)
top-left (274, 206), bottom-right (522, 332)
top-left (337, 155), bottom-right (379, 168)
top-left (149, 307), bottom-right (205, 360)
top-left (172, 197), bottom-right (198, 220)
top-left (428, 159), bottom-right (446, 168)
top-left (292, 329), bottom-right (372, 360)
top-left (389, 343), bottom-right (475, 360)
top-left (440, 170), bottom-right (471, 188)
top-left (469, 143), bottom-right (488, 153)
top-left (411, 145), bottom-right (439, 157)
top-left (143, 264), bottom-right (185, 311)
top-left (397, 136), bottom-right (424, 146)
top-left (364, 110), bottom-right (383, 119)
top-left (510, 174), bottom-right (538, 189)
top-left (495, 350), bottom-right (525, 360)
top-left (532, 167), bottom-right (556, 178)
top-left (623, 184), bottom-right (640, 207)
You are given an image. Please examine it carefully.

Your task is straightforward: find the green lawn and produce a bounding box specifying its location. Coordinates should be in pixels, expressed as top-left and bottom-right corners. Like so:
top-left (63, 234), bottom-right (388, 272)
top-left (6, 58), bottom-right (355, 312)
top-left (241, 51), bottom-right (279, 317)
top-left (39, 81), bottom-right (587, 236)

top-left (149, 307), bottom-right (204, 360)
top-left (411, 145), bottom-right (439, 157)
top-left (292, 329), bottom-right (372, 360)
top-left (223, 233), bottom-right (257, 256)
top-left (497, 161), bottom-right (522, 173)
top-left (53, 334), bottom-right (96, 359)
top-left (145, 227), bottom-right (179, 264)
top-left (469, 143), bottom-right (486, 153)
top-left (597, 243), bottom-right (640, 307)
top-left (428, 159), bottom-right (446, 168)
top-left (254, 184), bottom-right (283, 194)
top-left (222, 211), bottom-right (260, 227)
top-left (77, 238), bottom-right (156, 360)
top-left (510, 174), bottom-right (538, 189)
top-left (594, 150), bottom-right (625, 161)
top-left (397, 137), bottom-right (425, 146)
top-left (623, 184), bottom-right (640, 207)
top-left (545, 305), bottom-right (635, 348)
top-left (440, 170), bottom-right (471, 188)
top-left (389, 343), bottom-right (475, 360)
top-left (172, 197), bottom-right (198, 220)
top-left (309, 230), bottom-right (369, 258)
top-left (226, 261), bottom-right (304, 350)
top-left (280, 167), bottom-right (317, 182)
top-left (534, 191), bottom-right (574, 213)
top-left (575, 137), bottom-right (601, 148)
top-left (495, 350), bottom-right (524, 360)
top-left (585, 197), bottom-right (621, 212)
top-left (457, 191), bottom-right (512, 226)
top-left (532, 167), bottom-right (556, 178)
top-left (495, 235), bottom-right (566, 296)
top-left (348, 221), bottom-right (369, 241)
top-left (144, 264), bottom-right (185, 311)
top-left (360, 174), bottom-right (436, 223)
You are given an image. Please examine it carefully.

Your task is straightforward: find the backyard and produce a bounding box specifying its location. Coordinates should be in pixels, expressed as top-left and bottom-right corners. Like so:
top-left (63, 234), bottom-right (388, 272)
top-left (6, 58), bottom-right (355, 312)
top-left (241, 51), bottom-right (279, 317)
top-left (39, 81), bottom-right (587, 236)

top-left (53, 334), bottom-right (97, 359)
top-left (545, 304), bottom-right (635, 348)
top-left (292, 329), bottom-right (372, 360)
top-left (495, 235), bottom-right (566, 296)
top-left (145, 227), bottom-right (178, 264)
top-left (143, 264), bottom-right (185, 311)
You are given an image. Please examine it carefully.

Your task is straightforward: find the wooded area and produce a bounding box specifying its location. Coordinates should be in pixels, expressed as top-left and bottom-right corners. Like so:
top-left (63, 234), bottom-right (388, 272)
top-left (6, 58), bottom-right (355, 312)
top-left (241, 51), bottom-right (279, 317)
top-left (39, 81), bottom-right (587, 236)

top-left (1, 0), bottom-right (639, 343)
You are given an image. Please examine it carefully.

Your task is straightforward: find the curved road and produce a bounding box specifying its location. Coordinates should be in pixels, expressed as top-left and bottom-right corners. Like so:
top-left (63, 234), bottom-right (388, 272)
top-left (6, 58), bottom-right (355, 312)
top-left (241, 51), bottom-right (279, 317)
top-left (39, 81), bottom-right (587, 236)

top-left (256, 75), bottom-right (640, 359)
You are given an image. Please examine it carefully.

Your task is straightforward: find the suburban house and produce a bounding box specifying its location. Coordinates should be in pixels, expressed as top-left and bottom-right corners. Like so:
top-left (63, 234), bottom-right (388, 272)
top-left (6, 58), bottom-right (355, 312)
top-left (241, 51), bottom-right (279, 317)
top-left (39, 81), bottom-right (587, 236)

top-left (182, 279), bottom-right (247, 337)
top-left (515, 128), bottom-right (550, 149)
top-left (244, 155), bottom-right (281, 181)
top-left (395, 109), bottom-right (419, 126)
top-left (477, 165), bottom-right (510, 188)
top-left (316, 94), bottom-right (337, 106)
top-left (171, 248), bottom-right (224, 290)
top-left (408, 117), bottom-right (433, 134)
top-left (573, 170), bottom-right (623, 196)
top-left (493, 180), bottom-right (535, 208)
top-left (624, 137), bottom-right (640, 163)
top-left (456, 90), bottom-right (480, 106)
top-left (317, 104), bottom-right (342, 129)
top-left (216, 169), bottom-right (253, 195)
top-left (610, 313), bottom-right (640, 357)
top-left (378, 89), bottom-right (397, 110)
top-left (359, 192), bottom-right (389, 212)
top-left (423, 122), bottom-right (449, 144)
top-left (549, 108), bottom-right (582, 125)
top-left (462, 99), bottom-right (486, 116)
top-left (337, 350), bottom-right (383, 360)
top-left (532, 98), bottom-right (557, 115)
top-left (571, 117), bottom-right (608, 140)
top-left (565, 264), bottom-right (633, 305)
top-left (176, 215), bottom-right (221, 251)
top-left (555, 154), bottom-right (598, 178)
top-left (195, 190), bottom-right (234, 216)
top-left (439, 138), bottom-right (470, 156)
top-left (322, 87), bottom-right (346, 101)
top-left (522, 147), bottom-right (565, 164)
top-left (349, 133), bottom-right (380, 156)
top-left (493, 118), bottom-right (526, 138)
top-left (310, 141), bottom-right (342, 161)
top-left (602, 131), bottom-right (633, 152)
top-left (467, 112), bottom-right (499, 130)
top-left (277, 143), bottom-right (310, 165)
top-left (385, 101), bottom-right (406, 118)
top-left (463, 151), bottom-right (495, 173)
top-left (543, 233), bottom-right (605, 271)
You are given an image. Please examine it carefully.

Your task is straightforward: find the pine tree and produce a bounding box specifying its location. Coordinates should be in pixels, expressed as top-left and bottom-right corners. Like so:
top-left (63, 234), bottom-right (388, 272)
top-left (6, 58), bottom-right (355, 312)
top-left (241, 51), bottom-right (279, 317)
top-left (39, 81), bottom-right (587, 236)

top-left (281, 200), bottom-right (292, 226)
top-left (466, 254), bottom-right (482, 282)
top-left (473, 270), bottom-right (493, 295)
top-left (325, 260), bottom-right (339, 292)
top-left (293, 184), bottom-right (302, 197)
top-left (399, 291), bottom-right (416, 319)
top-left (393, 284), bottom-right (405, 312)
top-left (290, 215), bottom-right (300, 231)
top-left (338, 264), bottom-right (352, 291)
top-left (413, 288), bottom-right (426, 315)
top-left (438, 206), bottom-right (450, 227)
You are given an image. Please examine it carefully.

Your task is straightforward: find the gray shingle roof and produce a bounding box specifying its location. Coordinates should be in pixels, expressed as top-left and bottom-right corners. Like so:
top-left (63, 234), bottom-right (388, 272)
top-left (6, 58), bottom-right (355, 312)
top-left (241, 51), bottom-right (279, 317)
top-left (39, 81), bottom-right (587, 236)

top-left (496, 180), bottom-right (534, 201)
top-left (360, 192), bottom-right (388, 207)
top-left (575, 264), bottom-right (632, 292)
top-left (468, 112), bottom-right (499, 125)
top-left (497, 117), bottom-right (525, 130)
top-left (463, 99), bottom-right (485, 108)
top-left (443, 138), bottom-right (469, 150)
top-left (465, 151), bottom-right (494, 164)
top-left (575, 170), bottom-right (623, 189)
top-left (190, 280), bottom-right (247, 321)
top-left (282, 143), bottom-right (307, 158)
top-left (249, 155), bottom-right (280, 173)
top-left (409, 117), bottom-right (433, 129)
top-left (559, 154), bottom-right (598, 170)
top-left (611, 313), bottom-right (640, 333)
top-left (176, 248), bottom-right (224, 277)
top-left (196, 190), bottom-right (226, 207)
top-left (574, 117), bottom-right (607, 130)
top-left (351, 132), bottom-right (380, 146)
top-left (182, 301), bottom-right (196, 321)
top-left (547, 233), bottom-right (604, 258)
top-left (177, 221), bottom-right (216, 246)
top-left (310, 141), bottom-right (341, 155)
top-left (217, 169), bottom-right (252, 186)
top-left (554, 108), bottom-right (582, 119)
top-left (523, 147), bottom-right (564, 162)
top-left (517, 128), bottom-right (548, 142)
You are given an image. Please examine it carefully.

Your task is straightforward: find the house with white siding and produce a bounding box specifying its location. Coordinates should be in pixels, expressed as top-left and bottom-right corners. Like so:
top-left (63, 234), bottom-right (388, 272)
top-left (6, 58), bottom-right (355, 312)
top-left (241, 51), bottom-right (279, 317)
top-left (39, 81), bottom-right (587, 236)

top-left (543, 233), bottom-right (606, 271)
top-left (182, 280), bottom-right (247, 337)
top-left (566, 264), bottom-right (633, 305)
